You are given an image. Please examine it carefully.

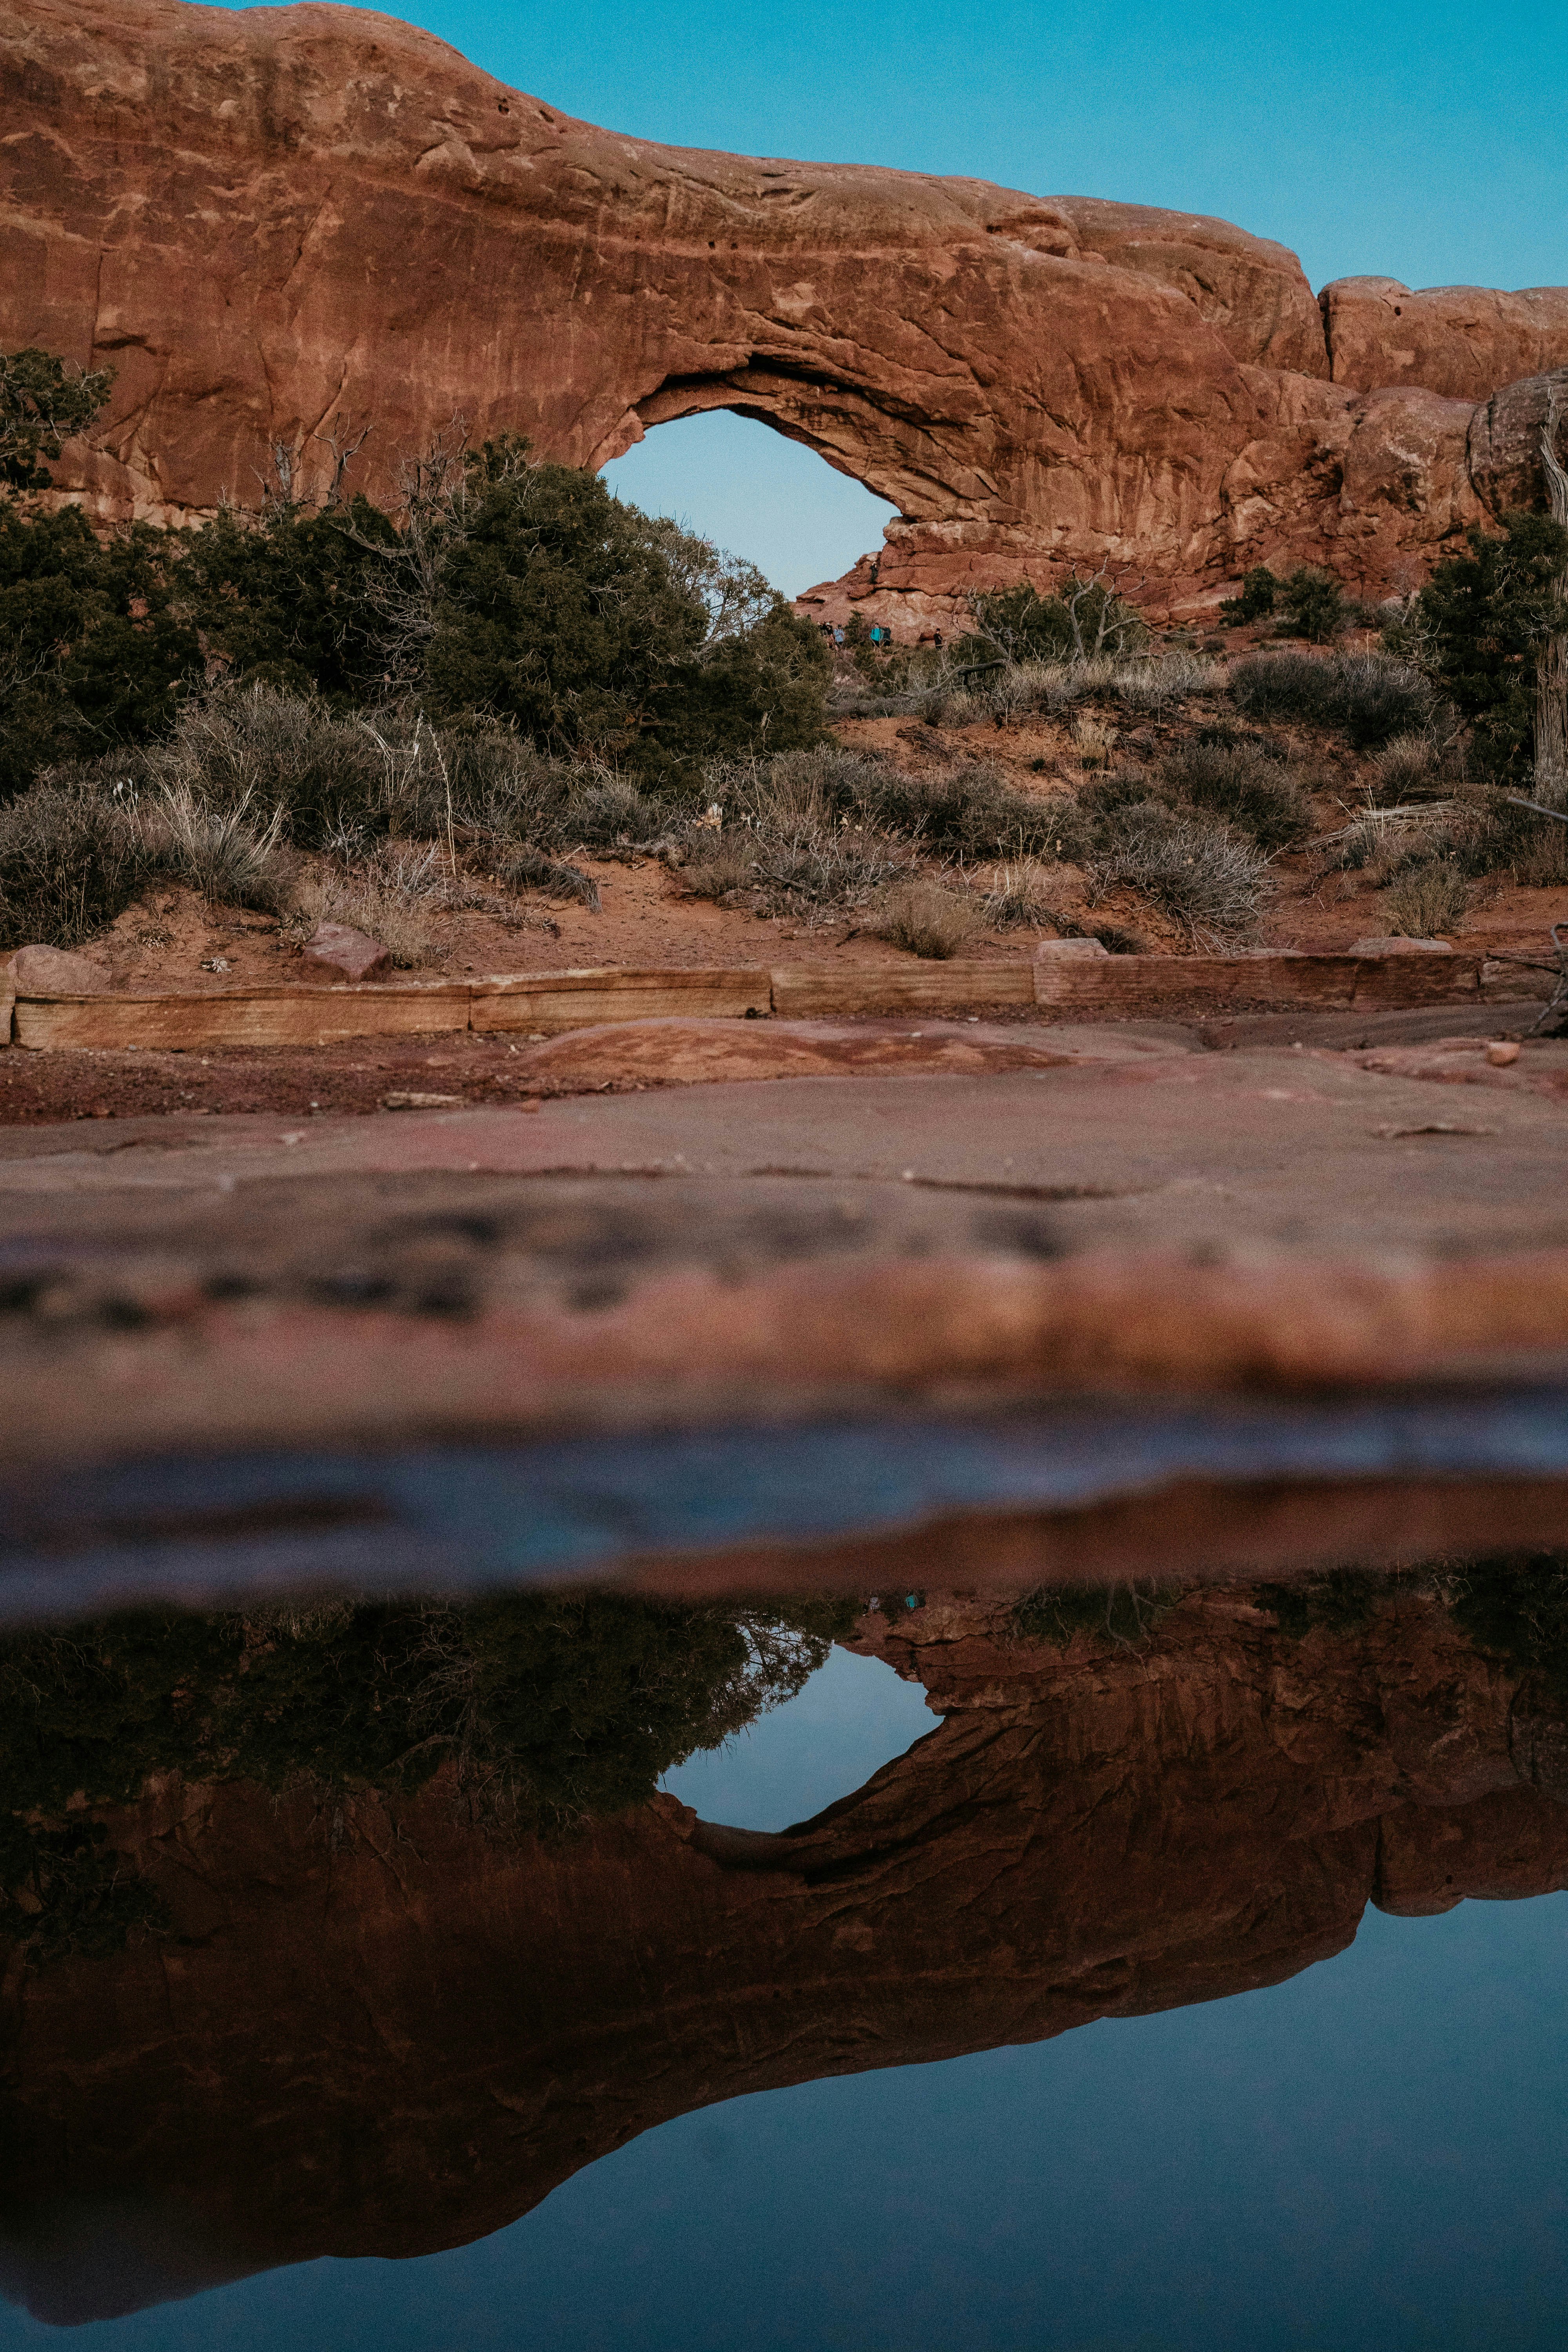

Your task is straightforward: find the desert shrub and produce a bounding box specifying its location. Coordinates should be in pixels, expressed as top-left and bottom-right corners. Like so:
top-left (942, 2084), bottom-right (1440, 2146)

top-left (751, 822), bottom-right (912, 919)
top-left (982, 858), bottom-right (1076, 929)
top-left (551, 771), bottom-right (673, 848)
top-left (1230, 648), bottom-right (1339, 726)
top-left (1277, 566), bottom-right (1350, 644)
top-left (1220, 565), bottom-right (1279, 626)
top-left (149, 684), bottom-right (387, 845)
top-left (1438, 778), bottom-right (1568, 886)
top-left (1363, 733), bottom-right (1449, 807)
top-left (963, 577), bottom-right (1147, 666)
top-left (1231, 648), bottom-right (1435, 746)
top-left (1086, 800), bottom-right (1271, 939)
top-left (1379, 856), bottom-right (1469, 938)
top-left (0, 778), bottom-right (152, 949)
top-left (1407, 512), bottom-right (1568, 780)
top-left (1013, 1580), bottom-right (1185, 1648)
top-left (1440, 1553), bottom-right (1568, 1704)
top-left (1333, 653), bottom-right (1441, 749)
top-left (1323, 804), bottom-right (1447, 883)
top-left (1111, 653), bottom-right (1221, 711)
top-left (764, 744), bottom-right (1080, 860)
top-left (871, 877), bottom-right (985, 958)
top-left (680, 774), bottom-right (914, 920)
top-left (1070, 713), bottom-right (1117, 768)
top-left (286, 844), bottom-right (459, 967)
top-left (680, 831), bottom-right (761, 903)
top-left (495, 847), bottom-right (601, 908)
top-left (1160, 735), bottom-right (1314, 851)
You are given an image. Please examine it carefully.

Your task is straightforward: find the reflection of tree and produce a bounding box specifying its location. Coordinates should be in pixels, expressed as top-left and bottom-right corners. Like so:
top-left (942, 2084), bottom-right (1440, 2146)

top-left (0, 1592), bottom-right (856, 1960)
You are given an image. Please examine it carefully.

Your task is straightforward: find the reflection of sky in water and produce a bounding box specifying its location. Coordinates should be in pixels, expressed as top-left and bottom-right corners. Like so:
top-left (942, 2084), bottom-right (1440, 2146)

top-left (660, 1644), bottom-right (934, 1830)
top-left (4, 1649), bottom-right (1566, 2351)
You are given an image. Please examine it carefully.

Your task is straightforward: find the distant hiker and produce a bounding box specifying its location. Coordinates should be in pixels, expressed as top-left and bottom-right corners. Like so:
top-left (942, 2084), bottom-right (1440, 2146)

top-left (833, 626), bottom-right (845, 646)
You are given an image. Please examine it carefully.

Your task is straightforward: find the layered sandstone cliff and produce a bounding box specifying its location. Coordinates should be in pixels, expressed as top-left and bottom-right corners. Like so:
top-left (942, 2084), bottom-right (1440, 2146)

top-left (3, 1580), bottom-right (1567, 2321)
top-left (2, 0), bottom-right (1567, 625)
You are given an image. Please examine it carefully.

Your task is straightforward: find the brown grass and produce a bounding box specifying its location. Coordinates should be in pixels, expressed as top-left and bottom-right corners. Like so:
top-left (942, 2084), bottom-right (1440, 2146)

top-left (870, 879), bottom-right (985, 959)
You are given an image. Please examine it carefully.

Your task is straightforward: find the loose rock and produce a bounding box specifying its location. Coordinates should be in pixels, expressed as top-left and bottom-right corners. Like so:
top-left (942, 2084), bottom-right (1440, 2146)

top-left (301, 925), bottom-right (392, 984)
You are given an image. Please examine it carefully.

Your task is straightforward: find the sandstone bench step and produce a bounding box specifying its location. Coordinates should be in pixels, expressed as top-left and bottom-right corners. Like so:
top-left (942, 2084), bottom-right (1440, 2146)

top-left (1, 950), bottom-right (1549, 1049)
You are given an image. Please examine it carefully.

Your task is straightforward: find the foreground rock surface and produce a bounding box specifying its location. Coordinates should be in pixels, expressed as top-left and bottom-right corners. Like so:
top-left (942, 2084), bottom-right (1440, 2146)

top-left (0, 1054), bottom-right (1566, 1483)
top-left (6, 0), bottom-right (1568, 616)
top-left (2, 1579), bottom-right (1565, 2318)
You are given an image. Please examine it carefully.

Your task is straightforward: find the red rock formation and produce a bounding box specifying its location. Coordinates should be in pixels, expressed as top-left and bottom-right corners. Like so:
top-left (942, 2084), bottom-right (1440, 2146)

top-left (3, 1581), bottom-right (1566, 2321)
top-left (1, 0), bottom-right (1565, 628)
top-left (1323, 277), bottom-right (1568, 402)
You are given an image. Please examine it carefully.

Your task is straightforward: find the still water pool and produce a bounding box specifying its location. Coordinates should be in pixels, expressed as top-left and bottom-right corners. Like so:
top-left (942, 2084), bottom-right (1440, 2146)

top-left (2, 1548), bottom-right (1568, 2349)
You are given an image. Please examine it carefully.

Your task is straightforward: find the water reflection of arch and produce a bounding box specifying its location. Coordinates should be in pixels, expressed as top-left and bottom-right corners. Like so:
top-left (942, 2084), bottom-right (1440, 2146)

top-left (4, 1575), bottom-right (1568, 2323)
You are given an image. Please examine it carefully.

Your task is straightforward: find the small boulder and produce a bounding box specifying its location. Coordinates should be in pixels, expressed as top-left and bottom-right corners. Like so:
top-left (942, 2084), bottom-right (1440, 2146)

top-left (5, 943), bottom-right (111, 995)
top-left (1034, 936), bottom-right (1109, 959)
top-left (300, 923), bottom-right (391, 983)
top-left (1348, 935), bottom-right (1454, 955)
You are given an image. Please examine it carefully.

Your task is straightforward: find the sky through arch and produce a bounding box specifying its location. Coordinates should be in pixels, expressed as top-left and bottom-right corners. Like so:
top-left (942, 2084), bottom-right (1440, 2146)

top-left (602, 413), bottom-right (898, 601)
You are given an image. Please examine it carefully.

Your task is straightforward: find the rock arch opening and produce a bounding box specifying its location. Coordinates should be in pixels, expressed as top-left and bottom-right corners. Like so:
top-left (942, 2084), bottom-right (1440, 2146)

top-left (601, 410), bottom-right (898, 606)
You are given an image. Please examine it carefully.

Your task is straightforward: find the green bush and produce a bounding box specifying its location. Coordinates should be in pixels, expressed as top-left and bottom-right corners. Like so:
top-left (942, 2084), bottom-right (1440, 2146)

top-left (0, 503), bottom-right (200, 799)
top-left (1276, 566), bottom-right (1350, 643)
top-left (421, 443), bottom-right (827, 775)
top-left (0, 367), bottom-right (828, 810)
top-left (1405, 512), bottom-right (1568, 780)
top-left (1220, 565), bottom-right (1279, 626)
top-left (0, 346), bottom-right (115, 493)
top-left (181, 497), bottom-right (395, 703)
top-left (962, 576), bottom-right (1147, 667)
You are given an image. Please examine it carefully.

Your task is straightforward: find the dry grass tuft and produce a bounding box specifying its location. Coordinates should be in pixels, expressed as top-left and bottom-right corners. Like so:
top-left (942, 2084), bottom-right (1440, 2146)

top-left (287, 846), bottom-right (451, 967)
top-left (1379, 858), bottom-right (1469, 938)
top-left (143, 786), bottom-right (294, 911)
top-left (870, 878), bottom-right (985, 959)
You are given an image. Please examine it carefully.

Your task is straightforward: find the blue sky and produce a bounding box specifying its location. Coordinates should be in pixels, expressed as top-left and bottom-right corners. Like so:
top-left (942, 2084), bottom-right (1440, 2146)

top-left (212, 1), bottom-right (1568, 588)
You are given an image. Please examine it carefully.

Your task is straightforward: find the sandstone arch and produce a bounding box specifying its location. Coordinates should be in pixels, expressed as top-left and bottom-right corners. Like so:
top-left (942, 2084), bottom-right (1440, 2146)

top-left (5, 0), bottom-right (1568, 630)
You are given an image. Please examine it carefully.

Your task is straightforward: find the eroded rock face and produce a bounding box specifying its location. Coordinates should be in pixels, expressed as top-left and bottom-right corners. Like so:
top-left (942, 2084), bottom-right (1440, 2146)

top-left (0, 0), bottom-right (1564, 622)
top-left (2, 1579), bottom-right (1565, 2319)
top-left (1323, 278), bottom-right (1568, 402)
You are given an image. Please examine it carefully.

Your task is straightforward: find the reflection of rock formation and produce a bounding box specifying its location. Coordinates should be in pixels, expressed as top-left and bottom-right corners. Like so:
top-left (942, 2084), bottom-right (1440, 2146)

top-left (4, 1577), bottom-right (1568, 2322)
top-left (6, 2), bottom-right (1568, 619)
